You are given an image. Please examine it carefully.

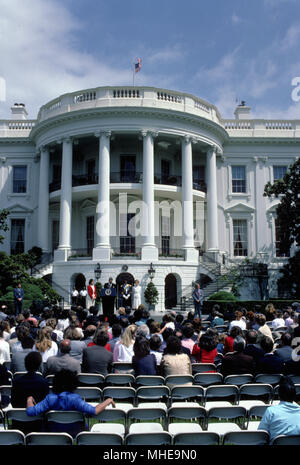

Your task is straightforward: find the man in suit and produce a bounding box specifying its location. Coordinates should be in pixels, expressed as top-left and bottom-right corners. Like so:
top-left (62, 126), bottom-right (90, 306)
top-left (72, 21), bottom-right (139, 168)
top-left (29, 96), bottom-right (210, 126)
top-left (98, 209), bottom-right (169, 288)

top-left (82, 328), bottom-right (113, 376)
top-left (45, 339), bottom-right (81, 375)
top-left (14, 283), bottom-right (24, 315)
top-left (257, 336), bottom-right (284, 374)
top-left (192, 283), bottom-right (204, 319)
top-left (102, 277), bottom-right (116, 319)
top-left (274, 332), bottom-right (293, 363)
top-left (11, 352), bottom-right (49, 408)
top-left (120, 280), bottom-right (132, 309)
top-left (244, 330), bottom-right (264, 364)
top-left (11, 335), bottom-right (35, 373)
top-left (221, 336), bottom-right (255, 377)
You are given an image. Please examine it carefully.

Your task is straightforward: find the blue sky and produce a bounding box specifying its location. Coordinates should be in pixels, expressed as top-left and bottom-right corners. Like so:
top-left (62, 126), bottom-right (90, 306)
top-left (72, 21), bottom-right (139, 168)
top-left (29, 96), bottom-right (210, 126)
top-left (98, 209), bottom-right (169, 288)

top-left (1, 0), bottom-right (300, 119)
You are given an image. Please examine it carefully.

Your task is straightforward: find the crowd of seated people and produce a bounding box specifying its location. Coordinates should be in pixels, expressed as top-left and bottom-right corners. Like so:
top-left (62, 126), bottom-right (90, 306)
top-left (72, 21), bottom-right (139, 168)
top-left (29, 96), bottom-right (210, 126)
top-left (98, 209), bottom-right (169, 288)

top-left (0, 301), bottom-right (300, 440)
top-left (1, 302), bottom-right (300, 378)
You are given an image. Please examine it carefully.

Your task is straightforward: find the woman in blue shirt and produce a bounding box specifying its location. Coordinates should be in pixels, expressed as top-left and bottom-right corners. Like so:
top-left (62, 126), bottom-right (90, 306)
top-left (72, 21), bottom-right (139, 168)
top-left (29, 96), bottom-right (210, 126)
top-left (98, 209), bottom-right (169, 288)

top-left (26, 369), bottom-right (115, 436)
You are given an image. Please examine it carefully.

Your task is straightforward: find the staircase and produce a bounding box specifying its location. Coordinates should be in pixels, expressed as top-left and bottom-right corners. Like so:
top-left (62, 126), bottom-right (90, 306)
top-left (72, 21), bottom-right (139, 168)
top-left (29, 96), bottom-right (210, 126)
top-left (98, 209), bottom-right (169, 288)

top-left (29, 254), bottom-right (69, 304)
top-left (168, 254), bottom-right (234, 313)
top-left (31, 262), bottom-right (53, 278)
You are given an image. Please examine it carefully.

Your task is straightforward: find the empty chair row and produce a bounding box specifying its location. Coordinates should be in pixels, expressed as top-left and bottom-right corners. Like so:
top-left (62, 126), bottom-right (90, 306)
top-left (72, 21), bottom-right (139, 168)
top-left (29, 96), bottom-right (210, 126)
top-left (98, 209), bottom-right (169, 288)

top-left (46, 371), bottom-right (300, 388)
top-left (2, 428), bottom-right (300, 446)
top-left (0, 402), bottom-right (294, 437)
top-left (2, 381), bottom-right (300, 408)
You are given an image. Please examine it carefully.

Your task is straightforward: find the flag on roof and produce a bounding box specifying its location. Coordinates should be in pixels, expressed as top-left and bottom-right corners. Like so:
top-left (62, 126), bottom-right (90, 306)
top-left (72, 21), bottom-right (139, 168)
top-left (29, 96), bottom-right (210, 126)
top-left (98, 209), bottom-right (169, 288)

top-left (135, 57), bottom-right (142, 73)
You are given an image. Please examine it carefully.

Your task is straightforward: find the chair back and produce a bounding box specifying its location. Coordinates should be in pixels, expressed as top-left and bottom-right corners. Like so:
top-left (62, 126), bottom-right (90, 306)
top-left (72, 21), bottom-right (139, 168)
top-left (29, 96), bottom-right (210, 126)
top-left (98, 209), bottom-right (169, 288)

top-left (223, 430), bottom-right (269, 445)
top-left (76, 432), bottom-right (123, 445)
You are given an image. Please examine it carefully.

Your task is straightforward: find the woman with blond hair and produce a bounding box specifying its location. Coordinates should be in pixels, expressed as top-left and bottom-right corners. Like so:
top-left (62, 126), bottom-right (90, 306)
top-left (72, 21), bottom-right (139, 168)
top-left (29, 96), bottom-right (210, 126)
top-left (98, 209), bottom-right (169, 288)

top-left (265, 303), bottom-right (276, 322)
top-left (113, 324), bottom-right (137, 362)
top-left (132, 280), bottom-right (142, 311)
top-left (33, 326), bottom-right (58, 363)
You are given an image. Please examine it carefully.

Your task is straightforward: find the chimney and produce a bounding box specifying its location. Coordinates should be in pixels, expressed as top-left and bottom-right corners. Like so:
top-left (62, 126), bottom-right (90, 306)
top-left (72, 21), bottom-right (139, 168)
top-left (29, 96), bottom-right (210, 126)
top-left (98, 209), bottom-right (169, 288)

top-left (11, 103), bottom-right (28, 120)
top-left (234, 100), bottom-right (251, 120)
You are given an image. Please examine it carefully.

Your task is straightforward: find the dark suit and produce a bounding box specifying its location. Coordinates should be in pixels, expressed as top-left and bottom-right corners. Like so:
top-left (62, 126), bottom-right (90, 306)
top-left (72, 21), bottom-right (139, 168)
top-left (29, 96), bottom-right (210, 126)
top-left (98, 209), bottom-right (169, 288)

top-left (257, 353), bottom-right (284, 374)
top-left (13, 287), bottom-right (24, 315)
top-left (11, 372), bottom-right (49, 408)
top-left (244, 344), bottom-right (264, 364)
top-left (82, 345), bottom-right (113, 376)
top-left (221, 352), bottom-right (255, 377)
top-left (274, 346), bottom-right (293, 362)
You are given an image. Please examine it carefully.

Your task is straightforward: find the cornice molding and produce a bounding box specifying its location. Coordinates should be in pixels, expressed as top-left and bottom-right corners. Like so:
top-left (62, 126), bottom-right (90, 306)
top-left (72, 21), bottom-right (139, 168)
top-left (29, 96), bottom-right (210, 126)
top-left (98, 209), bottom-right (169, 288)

top-left (29, 106), bottom-right (228, 145)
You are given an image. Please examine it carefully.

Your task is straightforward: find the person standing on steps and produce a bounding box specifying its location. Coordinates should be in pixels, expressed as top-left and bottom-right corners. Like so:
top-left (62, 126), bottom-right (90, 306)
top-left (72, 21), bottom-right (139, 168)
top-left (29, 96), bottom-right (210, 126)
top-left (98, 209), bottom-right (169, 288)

top-left (192, 283), bottom-right (204, 319)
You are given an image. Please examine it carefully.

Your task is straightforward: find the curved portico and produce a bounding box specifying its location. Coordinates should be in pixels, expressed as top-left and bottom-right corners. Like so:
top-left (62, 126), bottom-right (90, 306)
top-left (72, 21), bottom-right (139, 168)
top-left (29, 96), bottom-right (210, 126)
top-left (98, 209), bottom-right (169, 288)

top-left (32, 86), bottom-right (226, 264)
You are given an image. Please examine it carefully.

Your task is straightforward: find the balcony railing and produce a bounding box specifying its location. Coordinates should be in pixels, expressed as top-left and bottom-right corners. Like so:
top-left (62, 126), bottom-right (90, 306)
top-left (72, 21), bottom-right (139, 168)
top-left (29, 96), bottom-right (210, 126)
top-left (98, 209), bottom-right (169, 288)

top-left (159, 248), bottom-right (185, 258)
top-left (72, 173), bottom-right (98, 186)
top-left (68, 249), bottom-right (92, 260)
top-left (49, 172), bottom-right (207, 193)
top-left (110, 172), bottom-right (143, 183)
top-left (154, 173), bottom-right (207, 192)
top-left (111, 247), bottom-right (141, 258)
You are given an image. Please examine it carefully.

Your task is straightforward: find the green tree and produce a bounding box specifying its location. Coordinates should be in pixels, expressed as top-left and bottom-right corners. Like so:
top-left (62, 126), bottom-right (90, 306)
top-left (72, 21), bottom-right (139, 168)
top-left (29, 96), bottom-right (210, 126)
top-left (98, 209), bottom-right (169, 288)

top-left (264, 158), bottom-right (300, 297)
top-left (0, 209), bottom-right (9, 244)
top-left (0, 251), bottom-right (61, 306)
top-left (144, 281), bottom-right (159, 309)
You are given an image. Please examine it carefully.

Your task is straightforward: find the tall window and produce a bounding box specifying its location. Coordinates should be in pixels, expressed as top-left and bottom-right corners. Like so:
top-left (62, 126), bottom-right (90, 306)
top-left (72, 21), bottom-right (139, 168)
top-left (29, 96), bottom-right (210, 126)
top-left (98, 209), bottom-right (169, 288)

top-left (52, 165), bottom-right (61, 182)
top-left (52, 220), bottom-right (59, 252)
top-left (86, 159), bottom-right (96, 184)
top-left (161, 159), bottom-right (170, 183)
top-left (120, 156), bottom-right (136, 182)
top-left (161, 215), bottom-right (170, 255)
top-left (232, 166), bottom-right (246, 193)
top-left (193, 165), bottom-right (205, 189)
top-left (86, 216), bottom-right (94, 256)
top-left (11, 219), bottom-right (25, 255)
top-left (13, 166), bottom-right (27, 193)
top-left (120, 213), bottom-right (135, 253)
top-left (273, 166), bottom-right (287, 181)
top-left (233, 219), bottom-right (248, 256)
top-left (275, 218), bottom-right (290, 257)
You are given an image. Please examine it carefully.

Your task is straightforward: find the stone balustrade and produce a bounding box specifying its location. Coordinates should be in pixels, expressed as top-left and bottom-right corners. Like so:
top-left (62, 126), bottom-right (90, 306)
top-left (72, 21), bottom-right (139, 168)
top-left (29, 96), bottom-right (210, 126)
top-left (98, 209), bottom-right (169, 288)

top-left (35, 86), bottom-right (223, 126)
top-left (223, 119), bottom-right (300, 137)
top-left (0, 120), bottom-right (36, 137)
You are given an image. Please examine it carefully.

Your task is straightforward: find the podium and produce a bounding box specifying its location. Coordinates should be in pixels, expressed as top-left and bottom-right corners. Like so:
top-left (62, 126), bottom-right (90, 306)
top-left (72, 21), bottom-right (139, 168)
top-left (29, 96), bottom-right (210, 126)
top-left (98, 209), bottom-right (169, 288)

top-left (101, 288), bottom-right (116, 318)
top-left (100, 288), bottom-right (117, 298)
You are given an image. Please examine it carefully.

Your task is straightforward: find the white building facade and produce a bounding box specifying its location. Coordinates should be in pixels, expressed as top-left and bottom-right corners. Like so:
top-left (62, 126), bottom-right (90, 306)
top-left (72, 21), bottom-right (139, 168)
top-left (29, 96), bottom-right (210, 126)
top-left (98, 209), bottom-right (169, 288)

top-left (0, 87), bottom-right (297, 309)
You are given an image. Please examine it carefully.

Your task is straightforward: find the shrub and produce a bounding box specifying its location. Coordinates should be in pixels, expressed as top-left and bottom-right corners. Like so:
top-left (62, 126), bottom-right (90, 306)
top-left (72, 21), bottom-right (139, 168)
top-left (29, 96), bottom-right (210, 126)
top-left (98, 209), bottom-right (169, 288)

top-left (207, 291), bottom-right (238, 301)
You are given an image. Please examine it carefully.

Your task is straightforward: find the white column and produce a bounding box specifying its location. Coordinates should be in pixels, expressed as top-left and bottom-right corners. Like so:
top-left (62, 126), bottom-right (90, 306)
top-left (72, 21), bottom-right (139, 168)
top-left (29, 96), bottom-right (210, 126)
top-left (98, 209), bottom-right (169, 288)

top-left (206, 146), bottom-right (219, 253)
top-left (141, 131), bottom-right (158, 261)
top-left (181, 136), bottom-right (198, 261)
top-left (37, 146), bottom-right (50, 252)
top-left (93, 131), bottom-right (111, 261)
top-left (54, 137), bottom-right (73, 261)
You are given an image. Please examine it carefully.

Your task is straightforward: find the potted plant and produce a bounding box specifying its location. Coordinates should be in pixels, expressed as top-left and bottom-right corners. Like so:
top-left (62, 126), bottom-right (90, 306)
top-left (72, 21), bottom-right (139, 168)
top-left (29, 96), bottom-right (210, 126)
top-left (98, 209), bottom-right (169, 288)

top-left (144, 281), bottom-right (159, 311)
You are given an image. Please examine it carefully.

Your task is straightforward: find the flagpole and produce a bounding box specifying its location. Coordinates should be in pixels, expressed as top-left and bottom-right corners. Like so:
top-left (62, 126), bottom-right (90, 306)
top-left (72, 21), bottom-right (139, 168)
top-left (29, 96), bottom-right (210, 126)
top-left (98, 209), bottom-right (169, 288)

top-left (133, 61), bottom-right (135, 87)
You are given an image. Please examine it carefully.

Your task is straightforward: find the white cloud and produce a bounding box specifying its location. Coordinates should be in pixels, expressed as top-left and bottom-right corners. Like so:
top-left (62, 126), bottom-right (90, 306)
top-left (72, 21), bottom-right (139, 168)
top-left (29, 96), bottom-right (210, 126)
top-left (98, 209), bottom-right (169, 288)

top-left (280, 23), bottom-right (300, 50)
top-left (0, 0), bottom-right (136, 118)
top-left (231, 13), bottom-right (241, 24)
top-left (148, 46), bottom-right (185, 64)
top-left (196, 47), bottom-right (240, 82)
